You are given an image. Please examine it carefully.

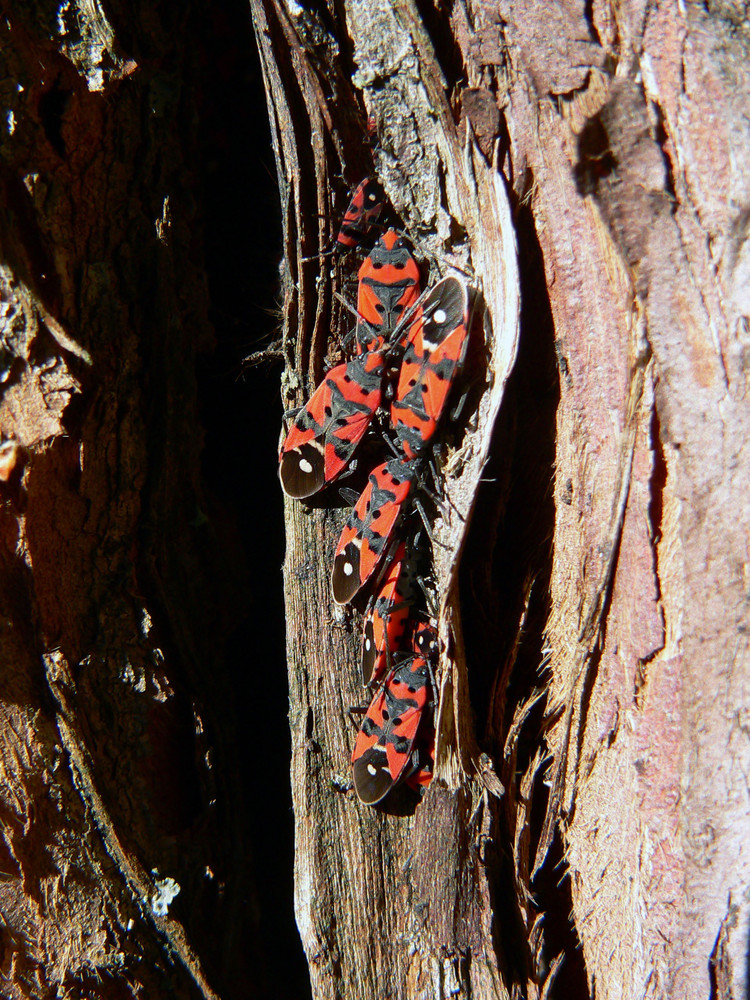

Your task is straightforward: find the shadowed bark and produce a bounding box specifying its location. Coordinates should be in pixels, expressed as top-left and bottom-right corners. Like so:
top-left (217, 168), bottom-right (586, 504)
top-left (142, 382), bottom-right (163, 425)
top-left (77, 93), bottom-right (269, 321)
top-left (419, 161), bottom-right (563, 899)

top-left (0, 1), bottom-right (284, 997)
top-left (1, 0), bottom-right (749, 998)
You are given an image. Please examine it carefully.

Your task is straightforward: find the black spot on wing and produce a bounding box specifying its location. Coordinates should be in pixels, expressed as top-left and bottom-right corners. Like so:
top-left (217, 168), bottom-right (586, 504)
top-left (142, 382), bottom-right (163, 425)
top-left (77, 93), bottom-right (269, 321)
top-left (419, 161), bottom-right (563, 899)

top-left (421, 276), bottom-right (468, 344)
top-left (361, 619), bottom-right (377, 686)
top-left (279, 444), bottom-right (325, 499)
top-left (352, 747), bottom-right (395, 804)
top-left (332, 542), bottom-right (361, 605)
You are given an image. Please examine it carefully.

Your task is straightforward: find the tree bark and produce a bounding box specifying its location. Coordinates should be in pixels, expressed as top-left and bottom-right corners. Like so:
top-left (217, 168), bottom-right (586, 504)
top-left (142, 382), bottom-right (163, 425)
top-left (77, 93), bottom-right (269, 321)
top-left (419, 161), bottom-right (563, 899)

top-left (0, 2), bottom-right (281, 997)
top-left (260, 1), bottom-right (750, 999)
top-left (3, 0), bottom-right (750, 998)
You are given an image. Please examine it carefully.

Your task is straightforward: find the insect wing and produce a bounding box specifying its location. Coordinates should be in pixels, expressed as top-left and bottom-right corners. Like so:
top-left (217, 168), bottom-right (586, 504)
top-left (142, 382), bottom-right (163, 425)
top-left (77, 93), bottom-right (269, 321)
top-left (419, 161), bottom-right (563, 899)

top-left (279, 352), bottom-right (384, 498)
top-left (404, 726), bottom-right (435, 791)
top-left (336, 178), bottom-right (385, 251)
top-left (391, 276), bottom-right (470, 459)
top-left (361, 541), bottom-right (415, 685)
top-left (332, 458), bottom-right (416, 605)
top-left (352, 656), bottom-right (430, 804)
top-left (412, 620), bottom-right (439, 661)
top-left (355, 230), bottom-right (420, 354)
top-left (404, 622), bottom-right (437, 791)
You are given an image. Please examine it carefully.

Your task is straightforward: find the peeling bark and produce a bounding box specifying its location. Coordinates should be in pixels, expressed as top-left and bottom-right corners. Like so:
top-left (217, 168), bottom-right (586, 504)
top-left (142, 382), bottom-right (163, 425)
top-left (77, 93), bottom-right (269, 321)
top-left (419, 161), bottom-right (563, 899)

top-left (2, 0), bottom-right (749, 998)
top-left (263, 1), bottom-right (750, 999)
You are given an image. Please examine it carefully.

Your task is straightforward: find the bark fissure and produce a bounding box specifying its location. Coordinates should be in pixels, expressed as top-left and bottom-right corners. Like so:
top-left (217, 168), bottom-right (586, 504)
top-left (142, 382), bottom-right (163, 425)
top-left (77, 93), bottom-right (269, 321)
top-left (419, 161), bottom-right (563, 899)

top-left (2, 0), bottom-right (749, 997)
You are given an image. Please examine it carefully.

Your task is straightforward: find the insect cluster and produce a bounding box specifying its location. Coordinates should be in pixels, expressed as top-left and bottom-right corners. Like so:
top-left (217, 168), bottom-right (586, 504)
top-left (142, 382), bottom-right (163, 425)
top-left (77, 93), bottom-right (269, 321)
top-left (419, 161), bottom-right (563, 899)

top-left (280, 177), bottom-right (472, 806)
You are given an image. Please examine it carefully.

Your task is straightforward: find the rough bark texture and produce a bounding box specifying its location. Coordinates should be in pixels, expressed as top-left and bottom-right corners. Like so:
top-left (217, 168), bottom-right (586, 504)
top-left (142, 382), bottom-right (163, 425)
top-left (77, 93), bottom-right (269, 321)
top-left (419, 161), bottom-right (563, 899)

top-left (0, 2), bottom-right (290, 998)
top-left (262, 1), bottom-right (750, 999)
top-left (2, 0), bottom-right (750, 998)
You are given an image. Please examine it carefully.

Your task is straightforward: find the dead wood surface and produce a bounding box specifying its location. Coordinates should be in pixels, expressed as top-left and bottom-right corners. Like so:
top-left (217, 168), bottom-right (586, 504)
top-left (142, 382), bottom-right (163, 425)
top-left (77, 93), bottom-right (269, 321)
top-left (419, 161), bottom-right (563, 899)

top-left (262, 1), bottom-right (750, 999)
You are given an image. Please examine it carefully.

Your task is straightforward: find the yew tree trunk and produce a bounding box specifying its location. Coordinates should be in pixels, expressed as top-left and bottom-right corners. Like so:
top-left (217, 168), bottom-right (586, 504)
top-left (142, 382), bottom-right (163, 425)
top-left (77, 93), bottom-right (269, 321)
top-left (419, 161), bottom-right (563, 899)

top-left (259, 1), bottom-right (750, 999)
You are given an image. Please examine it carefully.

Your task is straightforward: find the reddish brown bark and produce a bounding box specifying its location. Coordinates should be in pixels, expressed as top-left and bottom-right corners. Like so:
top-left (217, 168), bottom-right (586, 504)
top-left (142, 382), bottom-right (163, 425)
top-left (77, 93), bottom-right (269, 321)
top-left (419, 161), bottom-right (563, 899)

top-left (1, 0), bottom-right (749, 998)
top-left (262, 1), bottom-right (750, 998)
top-left (0, 2), bottom-right (277, 997)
